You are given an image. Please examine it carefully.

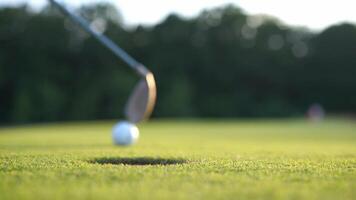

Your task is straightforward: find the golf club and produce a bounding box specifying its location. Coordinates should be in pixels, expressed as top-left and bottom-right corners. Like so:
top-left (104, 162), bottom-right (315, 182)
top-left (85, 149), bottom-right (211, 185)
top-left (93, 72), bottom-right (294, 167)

top-left (48, 0), bottom-right (156, 123)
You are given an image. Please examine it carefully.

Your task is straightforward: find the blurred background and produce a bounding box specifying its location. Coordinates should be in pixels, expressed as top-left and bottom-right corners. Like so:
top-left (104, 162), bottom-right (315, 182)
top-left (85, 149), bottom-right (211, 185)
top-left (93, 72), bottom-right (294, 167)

top-left (0, 0), bottom-right (355, 124)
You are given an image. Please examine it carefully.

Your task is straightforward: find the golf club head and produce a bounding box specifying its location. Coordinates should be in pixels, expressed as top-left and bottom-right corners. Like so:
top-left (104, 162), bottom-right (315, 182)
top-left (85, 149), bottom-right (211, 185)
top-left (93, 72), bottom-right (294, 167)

top-left (125, 72), bottom-right (156, 123)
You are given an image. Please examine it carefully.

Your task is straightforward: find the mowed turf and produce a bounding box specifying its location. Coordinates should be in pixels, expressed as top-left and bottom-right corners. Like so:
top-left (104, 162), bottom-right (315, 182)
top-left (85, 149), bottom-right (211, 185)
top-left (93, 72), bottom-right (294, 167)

top-left (0, 119), bottom-right (355, 200)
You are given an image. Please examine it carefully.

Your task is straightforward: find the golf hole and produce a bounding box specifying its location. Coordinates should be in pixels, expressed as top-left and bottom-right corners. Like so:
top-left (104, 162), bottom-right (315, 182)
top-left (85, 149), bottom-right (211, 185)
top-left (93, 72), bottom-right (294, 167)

top-left (90, 157), bottom-right (186, 166)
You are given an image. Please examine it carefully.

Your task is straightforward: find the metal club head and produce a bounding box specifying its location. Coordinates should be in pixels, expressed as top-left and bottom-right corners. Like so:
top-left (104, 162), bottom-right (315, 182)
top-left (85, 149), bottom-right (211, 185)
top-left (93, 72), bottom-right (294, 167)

top-left (124, 72), bottom-right (157, 123)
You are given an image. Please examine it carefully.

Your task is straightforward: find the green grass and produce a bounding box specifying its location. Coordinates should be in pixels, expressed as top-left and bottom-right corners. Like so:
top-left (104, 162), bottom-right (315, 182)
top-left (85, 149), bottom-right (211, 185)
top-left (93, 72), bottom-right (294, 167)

top-left (0, 119), bottom-right (355, 200)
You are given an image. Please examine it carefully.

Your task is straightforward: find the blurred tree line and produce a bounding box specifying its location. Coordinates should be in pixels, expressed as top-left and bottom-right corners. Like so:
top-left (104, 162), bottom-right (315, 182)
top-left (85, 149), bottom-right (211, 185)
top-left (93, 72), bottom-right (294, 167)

top-left (0, 4), bottom-right (355, 124)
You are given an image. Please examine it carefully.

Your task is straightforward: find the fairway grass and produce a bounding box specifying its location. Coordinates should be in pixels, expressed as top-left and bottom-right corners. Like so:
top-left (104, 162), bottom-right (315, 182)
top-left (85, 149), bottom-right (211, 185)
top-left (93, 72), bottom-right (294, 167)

top-left (0, 119), bottom-right (355, 200)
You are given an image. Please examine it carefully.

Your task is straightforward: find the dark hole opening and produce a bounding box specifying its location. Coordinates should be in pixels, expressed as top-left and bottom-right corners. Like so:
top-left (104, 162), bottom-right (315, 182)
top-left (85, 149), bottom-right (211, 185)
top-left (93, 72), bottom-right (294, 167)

top-left (90, 157), bottom-right (186, 166)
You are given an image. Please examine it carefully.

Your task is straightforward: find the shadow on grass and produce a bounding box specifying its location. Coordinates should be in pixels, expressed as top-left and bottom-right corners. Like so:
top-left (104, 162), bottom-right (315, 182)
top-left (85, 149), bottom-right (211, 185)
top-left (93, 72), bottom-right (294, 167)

top-left (90, 157), bottom-right (186, 166)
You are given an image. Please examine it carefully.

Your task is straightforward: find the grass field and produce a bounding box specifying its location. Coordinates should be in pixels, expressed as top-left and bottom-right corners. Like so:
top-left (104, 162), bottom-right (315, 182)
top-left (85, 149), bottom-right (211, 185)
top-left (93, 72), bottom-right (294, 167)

top-left (0, 119), bottom-right (355, 200)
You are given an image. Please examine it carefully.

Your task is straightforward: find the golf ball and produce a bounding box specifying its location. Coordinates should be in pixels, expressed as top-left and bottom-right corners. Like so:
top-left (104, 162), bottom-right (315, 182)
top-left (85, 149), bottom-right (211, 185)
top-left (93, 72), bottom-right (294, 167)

top-left (112, 121), bottom-right (139, 146)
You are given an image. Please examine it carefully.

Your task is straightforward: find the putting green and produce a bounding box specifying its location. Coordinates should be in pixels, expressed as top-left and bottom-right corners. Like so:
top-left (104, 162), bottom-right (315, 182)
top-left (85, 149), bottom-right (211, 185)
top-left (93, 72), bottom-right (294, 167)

top-left (0, 119), bottom-right (355, 200)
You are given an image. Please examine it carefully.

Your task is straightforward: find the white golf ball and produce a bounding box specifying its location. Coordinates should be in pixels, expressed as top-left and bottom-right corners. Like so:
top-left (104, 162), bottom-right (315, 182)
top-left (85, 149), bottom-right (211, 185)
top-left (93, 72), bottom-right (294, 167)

top-left (112, 121), bottom-right (139, 146)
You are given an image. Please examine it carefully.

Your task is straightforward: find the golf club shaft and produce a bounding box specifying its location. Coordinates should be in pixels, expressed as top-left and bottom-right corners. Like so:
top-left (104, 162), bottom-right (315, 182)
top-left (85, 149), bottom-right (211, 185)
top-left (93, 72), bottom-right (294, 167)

top-left (49, 0), bottom-right (149, 77)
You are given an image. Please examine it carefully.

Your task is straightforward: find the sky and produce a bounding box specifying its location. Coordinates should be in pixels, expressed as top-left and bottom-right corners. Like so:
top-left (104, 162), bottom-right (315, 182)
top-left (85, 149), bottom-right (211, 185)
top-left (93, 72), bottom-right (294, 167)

top-left (1, 0), bottom-right (356, 31)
